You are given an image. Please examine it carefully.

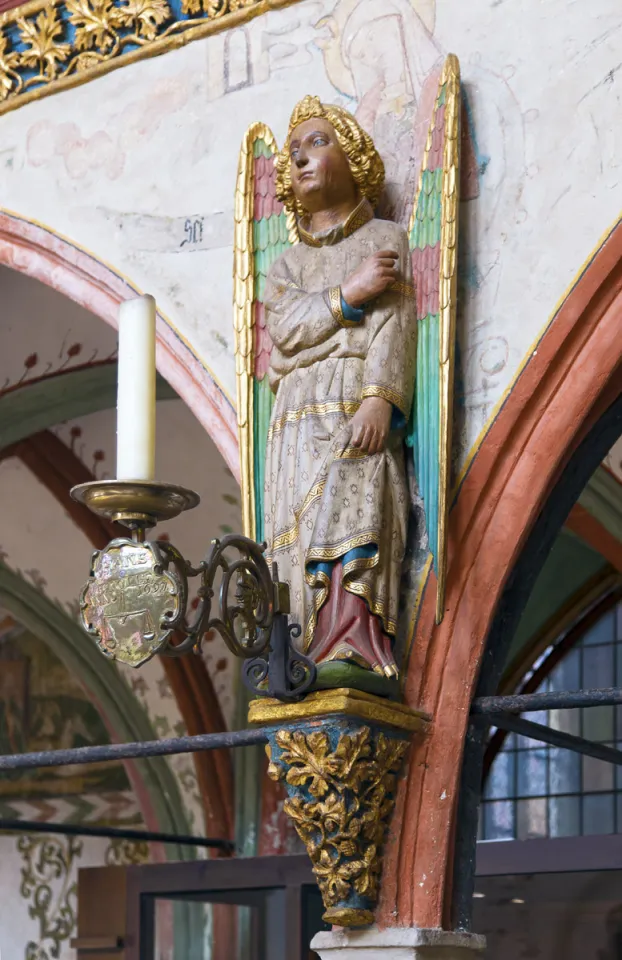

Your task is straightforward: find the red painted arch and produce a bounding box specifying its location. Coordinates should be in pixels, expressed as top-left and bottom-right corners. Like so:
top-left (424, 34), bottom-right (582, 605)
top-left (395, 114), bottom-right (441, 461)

top-left (379, 220), bottom-right (622, 929)
top-left (0, 210), bottom-right (240, 480)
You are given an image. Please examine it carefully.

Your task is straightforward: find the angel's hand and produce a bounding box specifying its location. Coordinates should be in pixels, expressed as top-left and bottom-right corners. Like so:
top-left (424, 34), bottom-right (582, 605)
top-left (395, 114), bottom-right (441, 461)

top-left (341, 250), bottom-right (399, 308)
top-left (350, 397), bottom-right (392, 454)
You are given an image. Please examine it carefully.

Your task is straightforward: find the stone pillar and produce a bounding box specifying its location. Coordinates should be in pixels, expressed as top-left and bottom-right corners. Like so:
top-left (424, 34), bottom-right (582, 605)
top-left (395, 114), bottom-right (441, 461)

top-left (310, 926), bottom-right (485, 960)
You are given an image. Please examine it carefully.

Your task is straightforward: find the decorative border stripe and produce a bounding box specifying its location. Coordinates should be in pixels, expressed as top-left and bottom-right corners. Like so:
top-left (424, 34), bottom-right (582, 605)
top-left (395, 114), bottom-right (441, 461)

top-left (267, 399), bottom-right (361, 440)
top-left (0, 0), bottom-right (301, 117)
top-left (361, 383), bottom-right (408, 415)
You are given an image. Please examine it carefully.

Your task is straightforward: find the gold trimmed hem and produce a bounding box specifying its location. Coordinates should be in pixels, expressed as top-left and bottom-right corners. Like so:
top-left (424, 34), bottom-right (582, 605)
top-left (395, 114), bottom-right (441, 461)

top-left (361, 384), bottom-right (409, 415)
top-left (318, 646), bottom-right (379, 672)
top-left (342, 553), bottom-right (378, 579)
top-left (267, 399), bottom-right (360, 440)
top-left (328, 285), bottom-right (362, 328)
top-left (270, 440), bottom-right (387, 557)
top-left (304, 567), bottom-right (331, 650)
top-left (336, 446), bottom-right (373, 461)
top-left (302, 534), bottom-right (398, 649)
top-left (271, 479), bottom-right (326, 553)
top-left (343, 578), bottom-right (397, 637)
top-left (305, 532), bottom-right (380, 566)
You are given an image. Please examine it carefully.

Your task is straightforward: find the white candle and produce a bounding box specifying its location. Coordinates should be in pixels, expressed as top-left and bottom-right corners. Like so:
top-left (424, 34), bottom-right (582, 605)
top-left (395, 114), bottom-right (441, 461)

top-left (116, 295), bottom-right (156, 481)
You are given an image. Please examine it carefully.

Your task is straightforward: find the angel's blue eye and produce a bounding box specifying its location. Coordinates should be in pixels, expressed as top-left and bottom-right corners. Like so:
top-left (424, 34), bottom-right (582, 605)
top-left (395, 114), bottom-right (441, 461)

top-left (313, 138), bottom-right (327, 147)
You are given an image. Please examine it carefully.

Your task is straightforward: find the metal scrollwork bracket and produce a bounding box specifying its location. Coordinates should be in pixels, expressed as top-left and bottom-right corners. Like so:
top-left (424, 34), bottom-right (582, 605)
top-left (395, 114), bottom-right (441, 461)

top-left (242, 565), bottom-right (317, 702)
top-left (70, 480), bottom-right (316, 701)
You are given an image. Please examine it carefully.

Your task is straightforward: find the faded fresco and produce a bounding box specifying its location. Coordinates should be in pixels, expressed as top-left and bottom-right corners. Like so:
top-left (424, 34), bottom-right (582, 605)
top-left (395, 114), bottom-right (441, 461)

top-left (0, 620), bottom-right (129, 801)
top-left (3, 0), bottom-right (619, 465)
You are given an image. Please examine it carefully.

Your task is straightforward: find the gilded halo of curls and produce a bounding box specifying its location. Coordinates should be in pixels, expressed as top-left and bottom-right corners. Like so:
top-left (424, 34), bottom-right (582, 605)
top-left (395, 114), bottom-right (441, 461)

top-left (275, 96), bottom-right (385, 220)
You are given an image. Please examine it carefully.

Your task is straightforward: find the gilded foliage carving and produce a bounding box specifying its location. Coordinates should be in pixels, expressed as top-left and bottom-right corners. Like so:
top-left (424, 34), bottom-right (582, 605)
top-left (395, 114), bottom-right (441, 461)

top-left (17, 8), bottom-right (70, 80)
top-left (0, 0), bottom-right (277, 115)
top-left (65, 0), bottom-right (126, 54)
top-left (0, 32), bottom-right (20, 100)
top-left (268, 726), bottom-right (407, 919)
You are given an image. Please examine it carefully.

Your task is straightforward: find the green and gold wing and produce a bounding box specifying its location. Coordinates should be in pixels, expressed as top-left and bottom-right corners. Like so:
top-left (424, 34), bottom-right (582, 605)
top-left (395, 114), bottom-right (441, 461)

top-left (407, 54), bottom-right (461, 623)
top-left (233, 123), bottom-right (297, 542)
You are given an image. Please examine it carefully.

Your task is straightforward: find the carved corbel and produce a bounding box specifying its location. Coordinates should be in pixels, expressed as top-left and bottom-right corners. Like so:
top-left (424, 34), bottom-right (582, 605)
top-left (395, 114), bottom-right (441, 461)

top-left (250, 689), bottom-right (429, 927)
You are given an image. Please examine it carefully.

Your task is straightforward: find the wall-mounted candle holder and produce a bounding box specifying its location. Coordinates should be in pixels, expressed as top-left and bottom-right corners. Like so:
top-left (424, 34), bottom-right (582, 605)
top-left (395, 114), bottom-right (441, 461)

top-left (70, 479), bottom-right (316, 701)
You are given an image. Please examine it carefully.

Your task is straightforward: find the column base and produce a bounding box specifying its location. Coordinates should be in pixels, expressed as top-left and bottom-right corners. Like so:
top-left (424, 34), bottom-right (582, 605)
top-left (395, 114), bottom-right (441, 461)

top-left (310, 926), bottom-right (485, 959)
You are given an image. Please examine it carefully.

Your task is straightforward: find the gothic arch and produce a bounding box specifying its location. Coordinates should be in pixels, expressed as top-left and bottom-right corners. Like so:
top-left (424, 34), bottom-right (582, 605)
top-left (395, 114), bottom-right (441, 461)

top-left (380, 217), bottom-right (622, 929)
top-left (0, 560), bottom-right (194, 858)
top-left (2, 430), bottom-right (234, 840)
top-left (0, 209), bottom-right (239, 478)
top-left (0, 212), bottom-right (236, 840)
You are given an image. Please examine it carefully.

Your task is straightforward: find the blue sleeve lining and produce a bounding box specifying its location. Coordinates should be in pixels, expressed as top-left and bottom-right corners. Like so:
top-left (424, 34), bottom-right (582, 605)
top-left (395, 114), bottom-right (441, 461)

top-left (390, 407), bottom-right (406, 430)
top-left (340, 294), bottom-right (365, 323)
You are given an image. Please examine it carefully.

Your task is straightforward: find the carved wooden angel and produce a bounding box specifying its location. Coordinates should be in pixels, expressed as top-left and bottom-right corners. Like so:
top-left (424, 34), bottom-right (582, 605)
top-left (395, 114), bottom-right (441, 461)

top-left (233, 55), bottom-right (460, 692)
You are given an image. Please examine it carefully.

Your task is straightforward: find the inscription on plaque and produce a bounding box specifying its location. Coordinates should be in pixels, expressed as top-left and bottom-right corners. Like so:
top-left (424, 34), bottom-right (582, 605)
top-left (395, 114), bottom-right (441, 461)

top-left (80, 540), bottom-right (182, 667)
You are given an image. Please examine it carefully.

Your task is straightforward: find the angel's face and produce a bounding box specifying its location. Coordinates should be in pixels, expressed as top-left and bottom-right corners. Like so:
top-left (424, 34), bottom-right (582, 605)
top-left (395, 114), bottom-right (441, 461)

top-left (289, 118), bottom-right (357, 213)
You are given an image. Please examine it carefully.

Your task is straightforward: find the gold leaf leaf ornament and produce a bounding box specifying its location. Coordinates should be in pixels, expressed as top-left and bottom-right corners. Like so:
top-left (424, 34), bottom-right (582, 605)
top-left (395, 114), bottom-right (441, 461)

top-left (66, 0), bottom-right (123, 53)
top-left (18, 7), bottom-right (70, 81)
top-left (268, 724), bottom-right (408, 924)
top-left (117, 0), bottom-right (171, 41)
top-left (0, 31), bottom-right (21, 101)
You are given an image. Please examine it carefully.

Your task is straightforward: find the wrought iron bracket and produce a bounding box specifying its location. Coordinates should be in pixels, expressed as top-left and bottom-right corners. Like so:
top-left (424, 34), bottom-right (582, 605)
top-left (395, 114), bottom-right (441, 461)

top-left (242, 611), bottom-right (317, 702)
top-left (70, 479), bottom-right (315, 700)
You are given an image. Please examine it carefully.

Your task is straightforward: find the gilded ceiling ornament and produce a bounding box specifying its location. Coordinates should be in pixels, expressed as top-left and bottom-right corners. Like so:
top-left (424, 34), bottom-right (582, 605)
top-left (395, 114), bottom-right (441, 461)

top-left (0, 0), bottom-right (291, 116)
top-left (17, 7), bottom-right (70, 81)
top-left (66, 0), bottom-right (126, 53)
top-left (0, 31), bottom-right (21, 101)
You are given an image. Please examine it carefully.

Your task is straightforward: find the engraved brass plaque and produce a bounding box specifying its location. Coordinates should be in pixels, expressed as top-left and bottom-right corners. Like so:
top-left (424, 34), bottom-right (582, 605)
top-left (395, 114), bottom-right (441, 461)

top-left (80, 539), bottom-right (182, 667)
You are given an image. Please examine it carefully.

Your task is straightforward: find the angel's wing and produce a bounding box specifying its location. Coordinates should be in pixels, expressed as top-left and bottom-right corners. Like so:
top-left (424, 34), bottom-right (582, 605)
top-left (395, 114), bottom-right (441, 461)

top-left (233, 123), bottom-right (298, 542)
top-left (407, 54), bottom-right (461, 624)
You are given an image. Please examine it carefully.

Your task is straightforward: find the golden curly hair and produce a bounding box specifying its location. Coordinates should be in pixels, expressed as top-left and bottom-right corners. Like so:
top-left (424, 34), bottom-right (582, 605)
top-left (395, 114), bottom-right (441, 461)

top-left (275, 96), bottom-right (385, 220)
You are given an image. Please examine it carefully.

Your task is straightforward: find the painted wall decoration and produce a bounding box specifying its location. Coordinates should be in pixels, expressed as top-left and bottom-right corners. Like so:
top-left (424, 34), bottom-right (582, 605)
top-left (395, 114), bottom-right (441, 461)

top-left (0, 266), bottom-right (239, 955)
top-left (1, 0), bottom-right (617, 472)
top-left (0, 454), bottom-right (204, 833)
top-left (0, 617), bottom-right (130, 801)
top-left (0, 263), bottom-right (116, 390)
top-left (0, 0), bottom-right (300, 117)
top-left (0, 832), bottom-right (147, 960)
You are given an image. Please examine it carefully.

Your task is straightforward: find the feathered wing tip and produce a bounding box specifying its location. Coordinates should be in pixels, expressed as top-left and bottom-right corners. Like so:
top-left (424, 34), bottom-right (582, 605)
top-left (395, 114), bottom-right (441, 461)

top-left (233, 122), bottom-right (297, 542)
top-left (407, 53), bottom-right (461, 624)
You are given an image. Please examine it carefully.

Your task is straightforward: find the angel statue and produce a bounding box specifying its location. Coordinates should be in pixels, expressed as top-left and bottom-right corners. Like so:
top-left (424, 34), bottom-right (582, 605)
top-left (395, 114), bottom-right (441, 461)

top-left (233, 55), bottom-right (460, 694)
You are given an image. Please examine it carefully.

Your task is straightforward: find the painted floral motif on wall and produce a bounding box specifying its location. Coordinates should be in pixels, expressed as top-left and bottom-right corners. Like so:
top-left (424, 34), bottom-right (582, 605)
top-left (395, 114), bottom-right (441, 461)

top-left (19, 833), bottom-right (81, 960)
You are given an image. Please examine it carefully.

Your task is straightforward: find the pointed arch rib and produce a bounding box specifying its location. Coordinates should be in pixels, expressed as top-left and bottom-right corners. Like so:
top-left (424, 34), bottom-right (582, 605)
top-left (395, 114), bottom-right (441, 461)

top-left (380, 218), bottom-right (622, 929)
top-left (0, 210), bottom-right (239, 480)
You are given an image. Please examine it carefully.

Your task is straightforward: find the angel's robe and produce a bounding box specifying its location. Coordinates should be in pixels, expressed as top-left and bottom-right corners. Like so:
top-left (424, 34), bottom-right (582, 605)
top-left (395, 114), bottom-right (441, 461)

top-left (263, 199), bottom-right (417, 676)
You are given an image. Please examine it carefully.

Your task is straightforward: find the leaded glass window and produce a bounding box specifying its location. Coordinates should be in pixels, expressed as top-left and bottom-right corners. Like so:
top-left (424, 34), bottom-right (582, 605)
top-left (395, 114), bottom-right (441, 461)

top-left (481, 603), bottom-right (622, 840)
